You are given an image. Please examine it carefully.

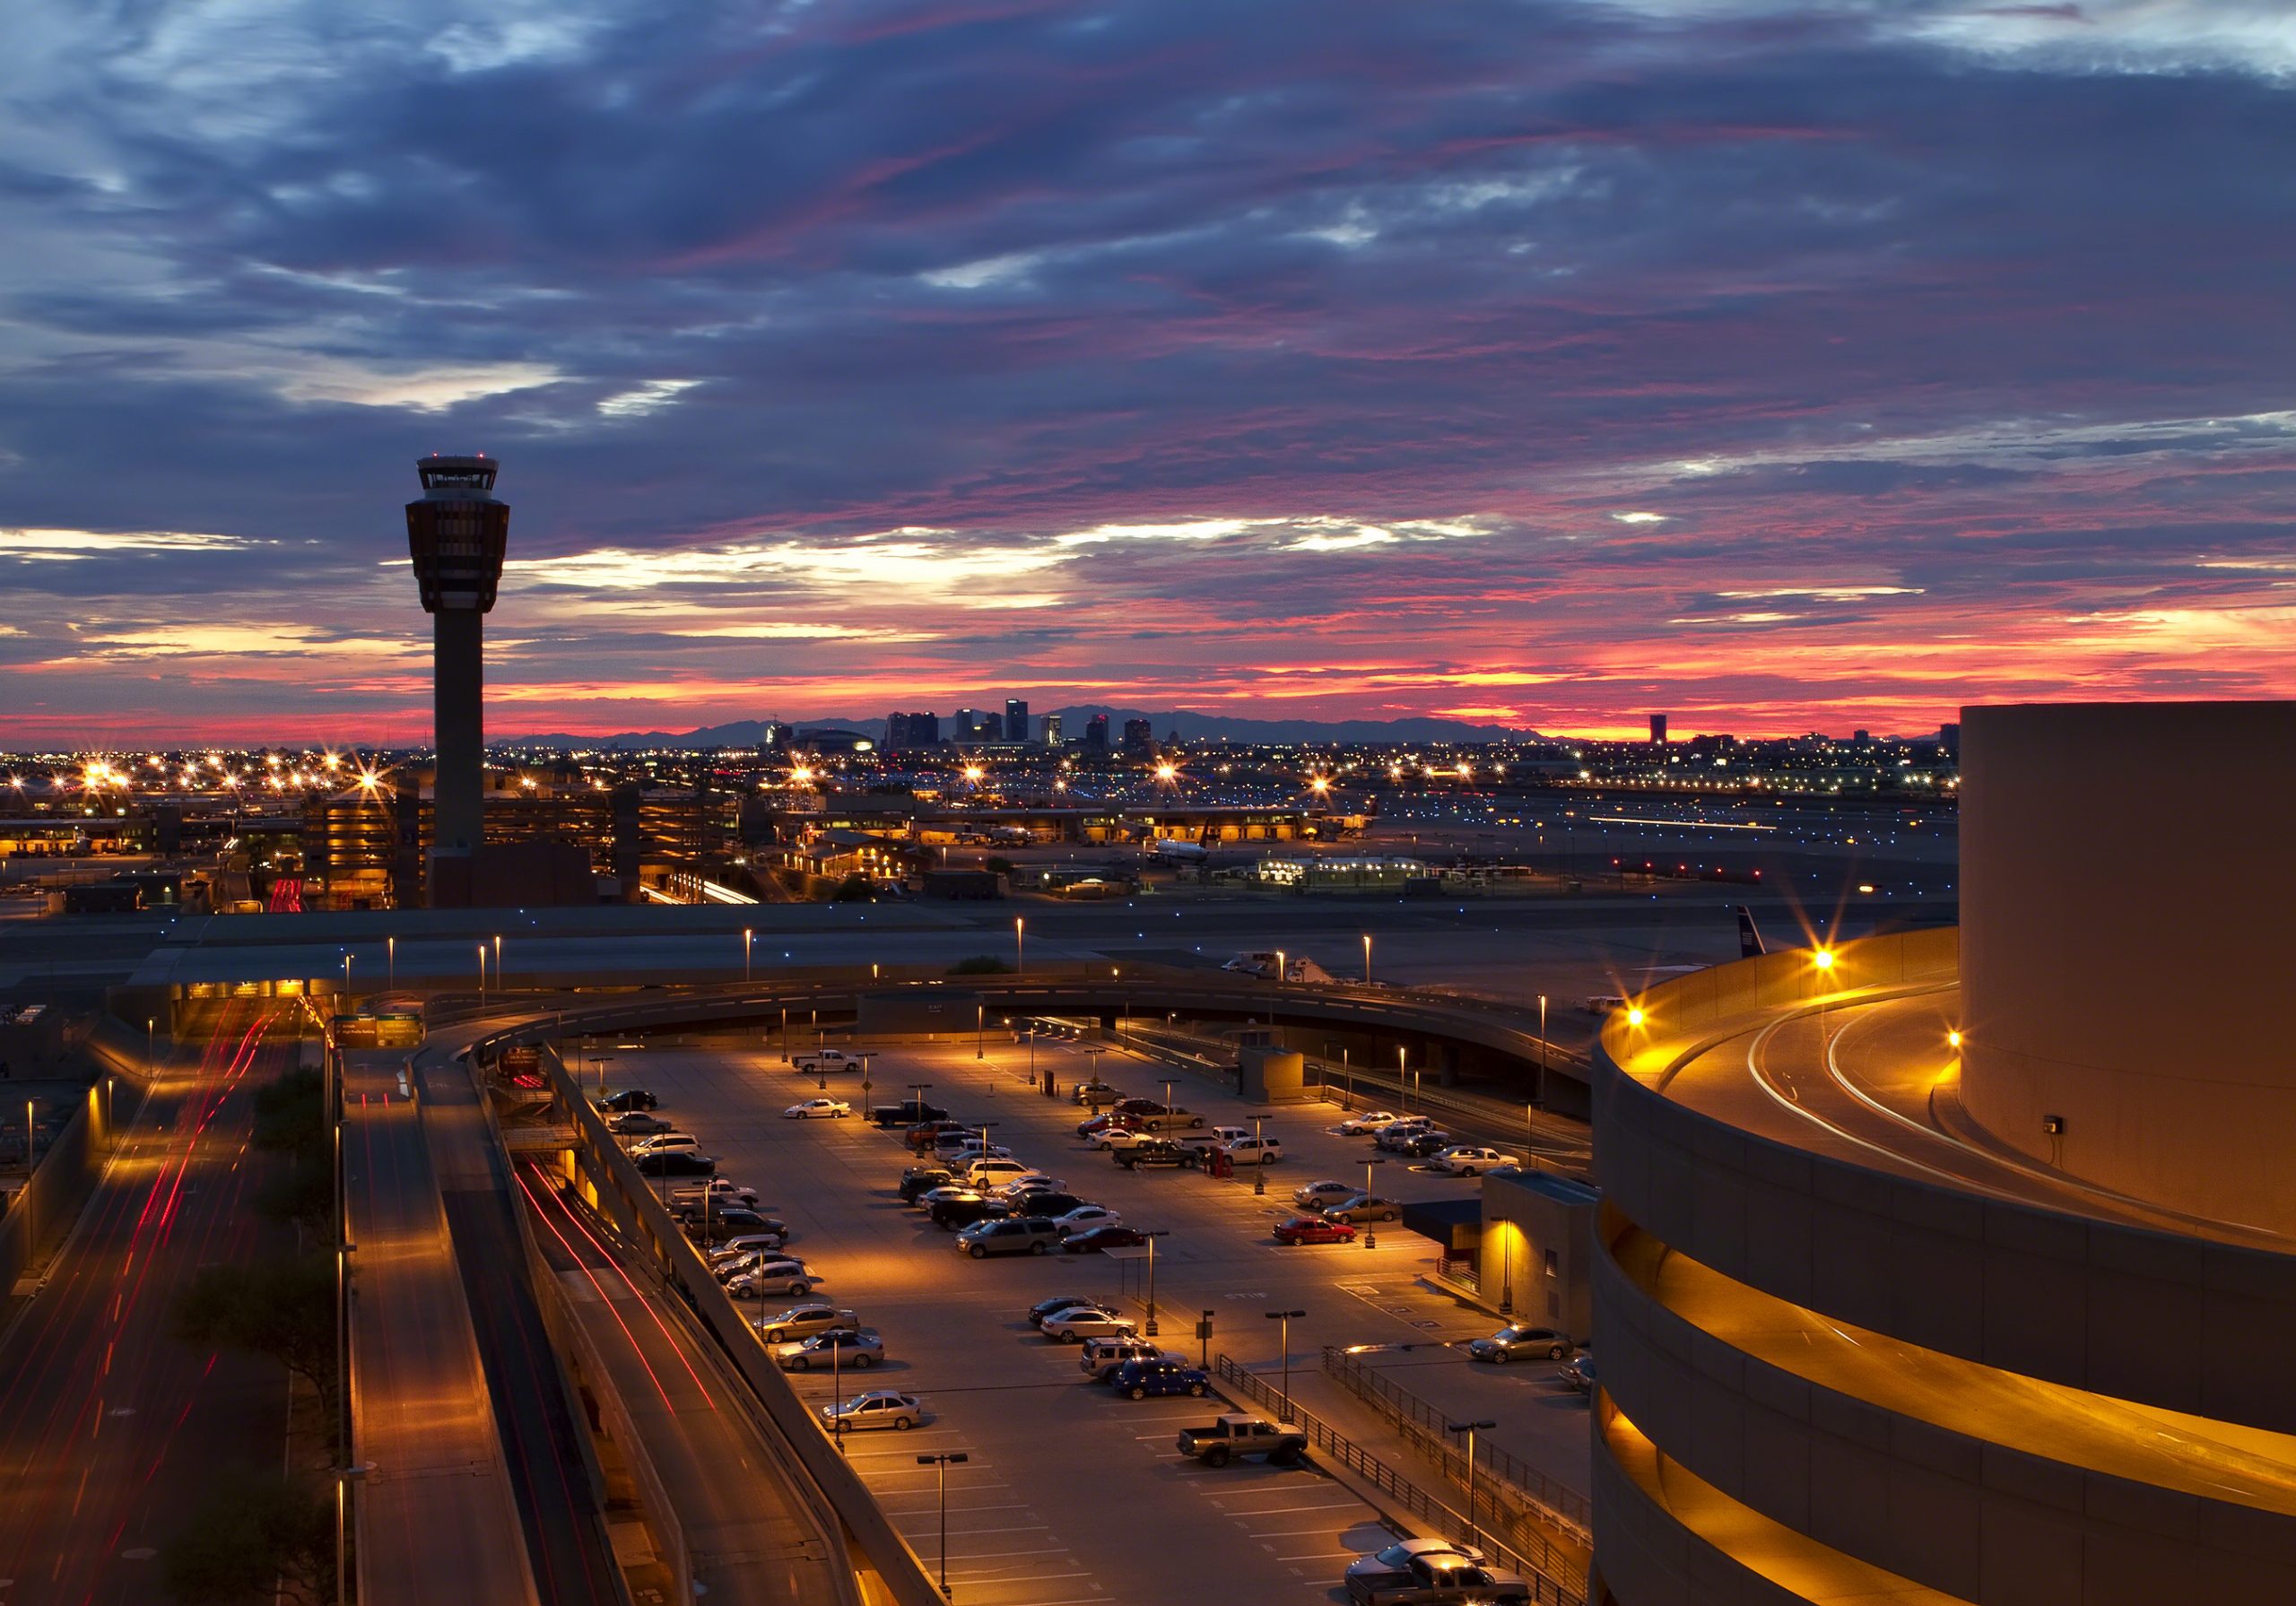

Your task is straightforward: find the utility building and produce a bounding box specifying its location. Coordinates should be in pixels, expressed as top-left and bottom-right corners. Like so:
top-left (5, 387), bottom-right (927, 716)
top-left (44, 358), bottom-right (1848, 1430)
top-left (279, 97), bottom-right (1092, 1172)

top-left (404, 454), bottom-right (509, 902)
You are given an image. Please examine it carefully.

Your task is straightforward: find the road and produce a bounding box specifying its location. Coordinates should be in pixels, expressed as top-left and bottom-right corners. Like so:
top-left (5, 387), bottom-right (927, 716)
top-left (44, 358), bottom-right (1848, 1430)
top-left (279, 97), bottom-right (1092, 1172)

top-left (413, 1051), bottom-right (622, 1606)
top-left (612, 1032), bottom-right (1589, 1605)
top-left (0, 1003), bottom-right (291, 1606)
top-left (341, 1049), bottom-right (539, 1606)
top-left (516, 1163), bottom-right (848, 1606)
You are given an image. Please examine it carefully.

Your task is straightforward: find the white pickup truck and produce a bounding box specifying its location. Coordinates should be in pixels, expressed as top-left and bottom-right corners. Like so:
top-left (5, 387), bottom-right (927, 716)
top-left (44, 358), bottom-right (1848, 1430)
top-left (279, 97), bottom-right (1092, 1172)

top-left (793, 1049), bottom-right (861, 1072)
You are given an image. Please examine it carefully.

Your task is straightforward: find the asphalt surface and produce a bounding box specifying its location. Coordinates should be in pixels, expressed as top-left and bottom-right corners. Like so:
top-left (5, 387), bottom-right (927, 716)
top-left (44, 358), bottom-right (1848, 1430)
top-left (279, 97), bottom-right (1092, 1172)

top-left (418, 1053), bottom-right (622, 1606)
top-left (342, 1050), bottom-right (539, 1606)
top-left (612, 1032), bottom-right (1589, 1605)
top-left (0, 1003), bottom-right (292, 1606)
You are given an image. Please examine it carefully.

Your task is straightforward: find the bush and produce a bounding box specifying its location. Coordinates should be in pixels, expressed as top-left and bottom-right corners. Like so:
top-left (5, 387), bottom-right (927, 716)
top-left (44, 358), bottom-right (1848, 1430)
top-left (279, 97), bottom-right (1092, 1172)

top-left (163, 1468), bottom-right (332, 1605)
top-left (173, 1256), bottom-right (336, 1422)
top-left (832, 874), bottom-right (875, 902)
top-left (251, 1067), bottom-right (325, 1159)
top-left (947, 955), bottom-right (1013, 976)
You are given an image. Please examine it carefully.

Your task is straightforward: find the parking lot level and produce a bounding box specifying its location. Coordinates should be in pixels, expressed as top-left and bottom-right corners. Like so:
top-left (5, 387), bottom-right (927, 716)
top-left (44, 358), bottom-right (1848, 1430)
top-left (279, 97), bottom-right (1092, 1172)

top-left (607, 1033), bottom-right (1590, 1602)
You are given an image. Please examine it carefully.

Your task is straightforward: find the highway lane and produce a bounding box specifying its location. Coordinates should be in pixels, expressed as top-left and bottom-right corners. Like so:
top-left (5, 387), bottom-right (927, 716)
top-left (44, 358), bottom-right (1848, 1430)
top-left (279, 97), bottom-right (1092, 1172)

top-left (414, 1052), bottom-right (620, 1606)
top-left (341, 1050), bottom-right (538, 1606)
top-left (0, 1004), bottom-right (292, 1606)
top-left (515, 1164), bottom-right (848, 1606)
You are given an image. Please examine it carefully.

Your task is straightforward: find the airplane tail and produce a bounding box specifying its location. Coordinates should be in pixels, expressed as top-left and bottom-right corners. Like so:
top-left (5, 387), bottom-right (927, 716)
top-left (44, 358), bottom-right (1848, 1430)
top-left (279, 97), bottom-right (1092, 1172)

top-left (1735, 906), bottom-right (1766, 959)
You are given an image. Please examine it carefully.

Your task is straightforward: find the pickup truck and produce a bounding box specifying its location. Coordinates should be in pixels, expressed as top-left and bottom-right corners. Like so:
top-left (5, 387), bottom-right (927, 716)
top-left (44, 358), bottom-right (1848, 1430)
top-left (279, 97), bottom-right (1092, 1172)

top-left (794, 1049), bottom-right (861, 1072)
top-left (669, 1179), bottom-right (762, 1213)
top-left (1344, 1551), bottom-right (1534, 1606)
top-left (1175, 1414), bottom-right (1308, 1467)
top-left (1115, 1138), bottom-right (1198, 1170)
top-left (873, 1099), bottom-right (951, 1128)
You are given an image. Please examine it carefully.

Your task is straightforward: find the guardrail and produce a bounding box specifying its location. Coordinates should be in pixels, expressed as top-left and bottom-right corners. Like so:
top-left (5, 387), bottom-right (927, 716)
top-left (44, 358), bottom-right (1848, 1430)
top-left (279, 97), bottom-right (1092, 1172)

top-left (1211, 1355), bottom-right (1584, 1606)
top-left (1321, 1346), bottom-right (1592, 1532)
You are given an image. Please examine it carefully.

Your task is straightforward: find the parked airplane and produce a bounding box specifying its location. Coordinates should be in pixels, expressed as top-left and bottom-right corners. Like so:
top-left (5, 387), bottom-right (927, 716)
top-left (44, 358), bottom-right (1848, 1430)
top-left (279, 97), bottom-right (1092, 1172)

top-left (1144, 838), bottom-right (1209, 863)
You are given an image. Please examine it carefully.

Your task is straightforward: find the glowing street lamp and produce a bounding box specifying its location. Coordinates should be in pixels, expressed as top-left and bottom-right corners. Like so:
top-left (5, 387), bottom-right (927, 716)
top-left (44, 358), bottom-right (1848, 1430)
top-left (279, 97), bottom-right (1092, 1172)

top-left (744, 926), bottom-right (753, 984)
top-left (1013, 916), bottom-right (1024, 975)
top-left (1361, 933), bottom-right (1371, 985)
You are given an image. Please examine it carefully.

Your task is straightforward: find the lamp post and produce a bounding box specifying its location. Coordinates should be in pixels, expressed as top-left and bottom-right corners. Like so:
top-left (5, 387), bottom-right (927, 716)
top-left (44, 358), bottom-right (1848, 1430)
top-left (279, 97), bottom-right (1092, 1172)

top-left (1813, 946), bottom-right (1837, 1051)
top-left (1159, 1078), bottom-right (1178, 1134)
top-left (1014, 916), bottom-right (1024, 975)
top-left (1143, 1228), bottom-right (1170, 1335)
top-left (1535, 994), bottom-right (1548, 1108)
top-left (1361, 933), bottom-right (1371, 985)
top-left (1447, 1419), bottom-right (1498, 1550)
top-left (145, 1017), bottom-right (154, 1081)
top-left (492, 933), bottom-right (502, 994)
top-left (387, 935), bottom-right (395, 993)
top-left (976, 1003), bottom-right (985, 1062)
top-left (343, 952), bottom-right (352, 1000)
top-left (1363, 1156), bottom-right (1386, 1249)
top-left (1396, 1045), bottom-right (1408, 1113)
top-left (915, 1451), bottom-right (970, 1599)
top-left (1265, 1308), bottom-right (1306, 1419)
top-left (1274, 949), bottom-right (1285, 986)
top-left (744, 926), bottom-right (753, 984)
top-left (477, 944), bottom-right (486, 1004)
top-left (1252, 1114), bottom-right (1266, 1195)
top-left (1340, 1046), bottom-right (1350, 1108)
top-left (780, 1005), bottom-right (789, 1063)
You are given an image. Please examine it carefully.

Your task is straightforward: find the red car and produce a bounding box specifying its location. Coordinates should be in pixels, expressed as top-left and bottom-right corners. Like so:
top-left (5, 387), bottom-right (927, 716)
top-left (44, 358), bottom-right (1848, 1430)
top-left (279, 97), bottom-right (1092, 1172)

top-left (1062, 1225), bottom-right (1150, 1254)
top-left (1273, 1215), bottom-right (1357, 1246)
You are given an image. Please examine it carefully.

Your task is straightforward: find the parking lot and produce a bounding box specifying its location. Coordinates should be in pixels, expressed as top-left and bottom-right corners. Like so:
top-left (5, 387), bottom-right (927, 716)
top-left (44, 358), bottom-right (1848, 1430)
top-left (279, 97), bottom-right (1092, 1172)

top-left (604, 1030), bottom-right (1591, 1604)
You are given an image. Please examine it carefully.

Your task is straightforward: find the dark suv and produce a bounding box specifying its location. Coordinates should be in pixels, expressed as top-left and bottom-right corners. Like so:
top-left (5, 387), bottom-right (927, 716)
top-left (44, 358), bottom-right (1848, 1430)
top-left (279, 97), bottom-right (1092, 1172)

top-left (1116, 1138), bottom-right (1197, 1170)
top-left (598, 1089), bottom-right (657, 1113)
top-left (931, 1194), bottom-right (1012, 1230)
top-left (900, 1166), bottom-right (957, 1203)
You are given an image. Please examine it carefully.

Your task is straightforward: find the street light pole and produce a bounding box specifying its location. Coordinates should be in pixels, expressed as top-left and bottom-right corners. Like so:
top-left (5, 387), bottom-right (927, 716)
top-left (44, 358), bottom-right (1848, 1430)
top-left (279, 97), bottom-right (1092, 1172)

top-left (1363, 1156), bottom-right (1386, 1249)
top-left (1143, 1229), bottom-right (1170, 1335)
top-left (1396, 1045), bottom-right (1408, 1113)
top-left (1014, 916), bottom-right (1024, 975)
top-left (916, 1451), bottom-right (970, 1598)
top-left (744, 926), bottom-right (752, 984)
top-left (1536, 994), bottom-right (1549, 1108)
top-left (976, 1003), bottom-right (985, 1062)
top-left (387, 934), bottom-right (395, 993)
top-left (1448, 1419), bottom-right (1498, 1550)
top-left (1252, 1114), bottom-right (1266, 1196)
top-left (1265, 1308), bottom-right (1306, 1419)
top-left (1362, 933), bottom-right (1371, 985)
top-left (477, 944), bottom-right (486, 1005)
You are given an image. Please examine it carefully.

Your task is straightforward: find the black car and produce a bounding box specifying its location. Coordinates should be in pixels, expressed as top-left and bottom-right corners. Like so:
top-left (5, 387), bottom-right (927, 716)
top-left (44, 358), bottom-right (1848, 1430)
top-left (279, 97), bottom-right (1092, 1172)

top-left (873, 1098), bottom-right (951, 1128)
top-left (688, 1207), bottom-right (777, 1245)
top-left (900, 1167), bottom-right (957, 1203)
top-left (1005, 1189), bottom-right (1086, 1218)
top-left (1117, 1138), bottom-right (1197, 1170)
top-left (635, 1149), bottom-right (716, 1176)
top-left (1401, 1130), bottom-right (1456, 1159)
top-left (931, 1195), bottom-right (1013, 1229)
top-left (598, 1089), bottom-right (657, 1112)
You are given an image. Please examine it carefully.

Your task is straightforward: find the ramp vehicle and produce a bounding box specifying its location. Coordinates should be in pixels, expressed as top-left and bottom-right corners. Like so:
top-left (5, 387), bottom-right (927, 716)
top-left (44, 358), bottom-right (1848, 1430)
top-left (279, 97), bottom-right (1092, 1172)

top-left (1175, 1413), bottom-right (1308, 1467)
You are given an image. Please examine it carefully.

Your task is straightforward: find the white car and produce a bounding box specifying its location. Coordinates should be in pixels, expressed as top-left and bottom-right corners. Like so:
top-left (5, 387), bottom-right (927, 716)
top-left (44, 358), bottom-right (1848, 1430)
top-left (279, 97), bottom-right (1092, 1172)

top-left (1051, 1205), bottom-right (1123, 1235)
top-left (1041, 1308), bottom-right (1139, 1343)
top-left (714, 1249), bottom-right (804, 1281)
top-left (1207, 1125), bottom-right (1251, 1147)
top-left (784, 1098), bottom-right (852, 1120)
top-left (965, 1158), bottom-right (1033, 1186)
top-left (1293, 1179), bottom-right (1361, 1209)
top-left (1434, 1146), bottom-right (1522, 1177)
top-left (991, 1174), bottom-right (1065, 1202)
top-left (1095, 1127), bottom-right (1156, 1152)
top-left (1220, 1136), bottom-right (1284, 1167)
top-left (631, 1132), bottom-right (700, 1155)
top-left (1335, 1111), bottom-right (1399, 1135)
top-left (1079, 1336), bottom-right (1183, 1381)
top-left (819, 1388), bottom-right (919, 1432)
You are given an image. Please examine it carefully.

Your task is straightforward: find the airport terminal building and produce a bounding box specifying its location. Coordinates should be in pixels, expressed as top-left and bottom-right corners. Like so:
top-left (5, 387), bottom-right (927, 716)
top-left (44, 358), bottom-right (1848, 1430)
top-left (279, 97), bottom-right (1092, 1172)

top-left (1587, 703), bottom-right (2296, 1606)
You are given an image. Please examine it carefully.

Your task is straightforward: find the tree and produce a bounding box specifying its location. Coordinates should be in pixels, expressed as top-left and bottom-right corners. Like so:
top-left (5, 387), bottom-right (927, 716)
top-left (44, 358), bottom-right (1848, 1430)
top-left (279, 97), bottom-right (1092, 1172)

top-left (172, 1256), bottom-right (335, 1416)
top-left (162, 1468), bottom-right (333, 1605)
top-left (831, 874), bottom-right (875, 901)
top-left (251, 1066), bottom-right (324, 1159)
top-left (256, 1159), bottom-right (333, 1242)
top-left (947, 954), bottom-right (1013, 975)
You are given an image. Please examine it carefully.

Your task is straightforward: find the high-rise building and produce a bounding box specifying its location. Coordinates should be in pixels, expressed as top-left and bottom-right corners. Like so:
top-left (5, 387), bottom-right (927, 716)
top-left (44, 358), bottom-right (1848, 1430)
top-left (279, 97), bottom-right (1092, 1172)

top-left (1939, 720), bottom-right (1961, 756)
top-left (886, 712), bottom-right (940, 749)
top-left (1648, 713), bottom-right (1668, 744)
top-left (1083, 715), bottom-right (1109, 751)
top-left (404, 454), bottom-right (508, 886)
top-left (759, 721), bottom-right (796, 752)
top-left (1005, 699), bottom-right (1031, 744)
top-left (1041, 713), bottom-right (1064, 746)
top-left (1121, 717), bottom-right (1153, 757)
top-left (954, 708), bottom-right (1004, 742)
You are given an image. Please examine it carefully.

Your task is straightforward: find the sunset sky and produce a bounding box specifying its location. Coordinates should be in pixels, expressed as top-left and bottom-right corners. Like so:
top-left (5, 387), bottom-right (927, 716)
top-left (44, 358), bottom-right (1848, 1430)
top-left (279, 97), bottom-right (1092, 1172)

top-left (4, 1), bottom-right (2294, 745)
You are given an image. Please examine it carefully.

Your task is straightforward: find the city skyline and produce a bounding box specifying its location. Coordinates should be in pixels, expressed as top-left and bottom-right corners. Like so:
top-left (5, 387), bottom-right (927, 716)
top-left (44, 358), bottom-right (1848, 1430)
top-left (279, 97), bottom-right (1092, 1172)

top-left (7, 3), bottom-right (2295, 745)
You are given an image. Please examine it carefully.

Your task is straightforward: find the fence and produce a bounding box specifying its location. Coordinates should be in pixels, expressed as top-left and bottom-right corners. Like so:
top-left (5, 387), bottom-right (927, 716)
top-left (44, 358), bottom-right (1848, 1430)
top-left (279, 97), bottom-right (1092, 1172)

top-left (1212, 1355), bottom-right (1584, 1606)
top-left (1321, 1345), bottom-right (1592, 1533)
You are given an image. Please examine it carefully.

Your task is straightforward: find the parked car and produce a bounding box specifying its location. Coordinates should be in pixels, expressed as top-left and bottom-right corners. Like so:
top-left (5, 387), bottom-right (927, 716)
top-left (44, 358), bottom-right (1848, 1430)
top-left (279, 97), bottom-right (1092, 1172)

top-left (1432, 1146), bottom-right (1521, 1176)
top-left (1029, 1296), bottom-right (1112, 1328)
top-left (1114, 1138), bottom-right (1196, 1170)
top-left (635, 1150), bottom-right (716, 1176)
top-left (1375, 1123), bottom-right (1439, 1154)
top-left (1335, 1110), bottom-right (1399, 1135)
top-left (1108, 1359), bottom-right (1211, 1400)
top-left (1061, 1224), bottom-right (1148, 1254)
top-left (1003, 1189), bottom-right (1086, 1219)
top-left (1220, 1136), bottom-right (1284, 1167)
top-left (1175, 1414), bottom-right (1306, 1467)
top-left (1041, 1307), bottom-right (1138, 1343)
top-left (1465, 1324), bottom-right (1575, 1363)
top-left (784, 1098), bottom-right (853, 1120)
top-left (949, 1141), bottom-right (1016, 1163)
top-left (1322, 1194), bottom-right (1402, 1224)
top-left (631, 1130), bottom-right (700, 1152)
top-left (1075, 1114), bottom-right (1121, 1139)
top-left (1206, 1125), bottom-right (1251, 1147)
top-left (671, 1178), bottom-right (762, 1212)
top-left (872, 1099), bottom-right (950, 1128)
top-left (1344, 1540), bottom-right (1488, 1593)
top-left (954, 1217), bottom-right (1064, 1258)
top-left (1558, 1354), bottom-right (1596, 1394)
top-left (1110, 1099), bottom-right (1205, 1130)
top-left (1293, 1179), bottom-right (1361, 1209)
top-left (964, 1158), bottom-right (1033, 1187)
top-left (772, 1328), bottom-right (884, 1369)
top-left (1345, 1551), bottom-right (1532, 1605)
top-left (708, 1229), bottom-right (790, 1262)
top-left (1273, 1214), bottom-right (1356, 1246)
top-left (608, 1111), bottom-right (675, 1135)
top-left (930, 1194), bottom-right (1010, 1230)
top-left (989, 1173), bottom-right (1065, 1201)
top-left (899, 1166), bottom-right (957, 1203)
top-left (726, 1263), bottom-right (816, 1298)
top-left (793, 1049), bottom-right (860, 1072)
top-left (597, 1089), bottom-right (658, 1113)
top-left (1078, 1336), bottom-right (1179, 1381)
top-left (1094, 1127), bottom-right (1156, 1153)
top-left (818, 1388), bottom-right (920, 1432)
top-left (907, 1118), bottom-right (971, 1145)
top-left (918, 1185), bottom-right (984, 1210)
top-left (1050, 1205), bottom-right (1122, 1235)
top-left (1070, 1079), bottom-right (1122, 1105)
top-left (754, 1305), bottom-right (860, 1345)
top-left (686, 1206), bottom-right (776, 1244)
top-left (1397, 1130), bottom-right (1456, 1159)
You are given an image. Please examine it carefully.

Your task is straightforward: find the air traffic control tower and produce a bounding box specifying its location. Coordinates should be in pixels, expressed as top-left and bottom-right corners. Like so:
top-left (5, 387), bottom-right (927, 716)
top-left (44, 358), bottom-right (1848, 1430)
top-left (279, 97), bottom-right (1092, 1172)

top-left (404, 454), bottom-right (508, 897)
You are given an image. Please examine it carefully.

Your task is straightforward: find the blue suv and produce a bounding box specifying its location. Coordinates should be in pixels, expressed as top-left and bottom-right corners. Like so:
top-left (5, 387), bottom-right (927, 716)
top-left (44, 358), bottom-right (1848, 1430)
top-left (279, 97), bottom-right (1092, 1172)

top-left (1109, 1358), bottom-right (1212, 1400)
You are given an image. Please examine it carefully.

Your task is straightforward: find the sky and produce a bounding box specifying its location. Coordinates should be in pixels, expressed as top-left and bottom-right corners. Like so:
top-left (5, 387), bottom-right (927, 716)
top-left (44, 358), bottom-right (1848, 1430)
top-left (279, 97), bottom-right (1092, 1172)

top-left (4, 0), bottom-right (2295, 746)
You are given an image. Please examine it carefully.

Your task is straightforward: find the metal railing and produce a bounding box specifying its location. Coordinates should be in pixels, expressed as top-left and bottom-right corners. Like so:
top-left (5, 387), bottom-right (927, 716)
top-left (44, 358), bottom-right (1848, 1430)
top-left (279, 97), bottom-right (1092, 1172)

top-left (1321, 1346), bottom-right (1592, 1533)
top-left (1212, 1355), bottom-right (1584, 1606)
